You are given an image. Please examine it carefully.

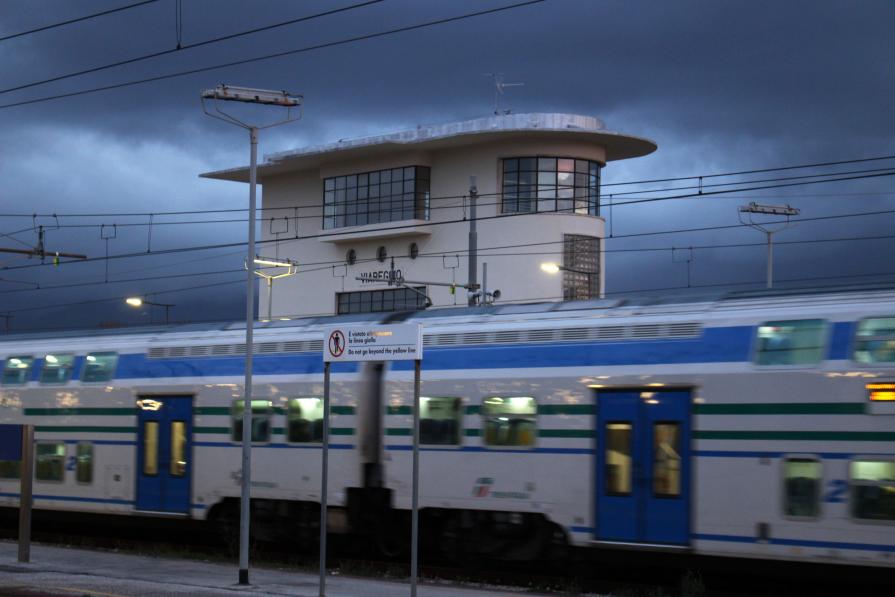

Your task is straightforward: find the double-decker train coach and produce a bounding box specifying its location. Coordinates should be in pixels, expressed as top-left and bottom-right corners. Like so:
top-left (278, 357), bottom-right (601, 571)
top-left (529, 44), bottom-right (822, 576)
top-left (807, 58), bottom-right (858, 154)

top-left (1, 285), bottom-right (894, 567)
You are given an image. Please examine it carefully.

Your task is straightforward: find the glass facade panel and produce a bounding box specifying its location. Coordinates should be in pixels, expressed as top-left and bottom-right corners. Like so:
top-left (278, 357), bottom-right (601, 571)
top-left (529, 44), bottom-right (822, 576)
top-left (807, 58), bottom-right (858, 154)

top-left (482, 396), bottom-right (536, 447)
top-left (170, 421), bottom-right (186, 477)
top-left (76, 442), bottom-right (93, 484)
top-left (39, 353), bottom-right (74, 385)
top-left (144, 422), bottom-right (158, 475)
top-left (850, 460), bottom-right (895, 521)
top-left (605, 423), bottom-right (632, 495)
top-left (420, 397), bottom-right (462, 445)
top-left (854, 317), bottom-right (895, 363)
top-left (336, 286), bottom-right (427, 315)
top-left (755, 319), bottom-right (826, 366)
top-left (287, 397), bottom-right (324, 443)
top-left (501, 156), bottom-right (601, 215)
top-left (81, 352), bottom-right (118, 382)
top-left (783, 458), bottom-right (821, 517)
top-left (35, 442), bottom-right (65, 481)
top-left (562, 234), bottom-right (599, 300)
top-left (231, 399), bottom-right (272, 442)
top-left (2, 355), bottom-right (33, 386)
top-left (653, 423), bottom-right (681, 497)
top-left (323, 166), bottom-right (430, 229)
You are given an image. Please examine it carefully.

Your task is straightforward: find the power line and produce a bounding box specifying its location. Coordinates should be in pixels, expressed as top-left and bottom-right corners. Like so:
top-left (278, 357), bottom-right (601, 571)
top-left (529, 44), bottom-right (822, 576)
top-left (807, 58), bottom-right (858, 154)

top-left (0, 0), bottom-right (386, 95)
top-left (0, 0), bottom-right (546, 111)
top-left (0, 0), bottom-right (160, 43)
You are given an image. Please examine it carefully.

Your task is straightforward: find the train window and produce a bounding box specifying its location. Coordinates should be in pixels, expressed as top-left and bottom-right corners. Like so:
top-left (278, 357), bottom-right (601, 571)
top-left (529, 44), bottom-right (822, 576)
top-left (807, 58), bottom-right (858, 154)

top-left (231, 399), bottom-right (272, 443)
top-left (76, 442), bottom-right (93, 484)
top-left (783, 458), bottom-right (821, 518)
top-left (287, 398), bottom-right (323, 443)
top-left (653, 423), bottom-right (681, 497)
top-left (755, 319), bottom-right (826, 366)
top-left (421, 397), bottom-right (462, 445)
top-left (854, 318), bottom-right (895, 363)
top-left (143, 422), bottom-right (159, 475)
top-left (605, 423), bottom-right (633, 495)
top-left (2, 355), bottom-right (34, 386)
top-left (850, 460), bottom-right (895, 521)
top-left (482, 396), bottom-right (536, 447)
top-left (39, 353), bottom-right (74, 385)
top-left (35, 442), bottom-right (65, 482)
top-left (0, 460), bottom-right (20, 479)
top-left (81, 352), bottom-right (118, 382)
top-left (170, 422), bottom-right (187, 476)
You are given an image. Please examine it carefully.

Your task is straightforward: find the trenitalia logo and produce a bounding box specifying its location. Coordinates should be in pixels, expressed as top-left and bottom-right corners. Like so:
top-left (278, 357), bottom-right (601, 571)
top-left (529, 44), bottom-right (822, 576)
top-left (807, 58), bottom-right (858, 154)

top-left (358, 269), bottom-right (403, 284)
top-left (472, 477), bottom-right (494, 497)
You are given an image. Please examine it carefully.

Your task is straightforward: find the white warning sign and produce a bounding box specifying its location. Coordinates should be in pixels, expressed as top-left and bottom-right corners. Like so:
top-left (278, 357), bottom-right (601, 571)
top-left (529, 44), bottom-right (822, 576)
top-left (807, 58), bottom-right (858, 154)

top-left (323, 324), bottom-right (422, 362)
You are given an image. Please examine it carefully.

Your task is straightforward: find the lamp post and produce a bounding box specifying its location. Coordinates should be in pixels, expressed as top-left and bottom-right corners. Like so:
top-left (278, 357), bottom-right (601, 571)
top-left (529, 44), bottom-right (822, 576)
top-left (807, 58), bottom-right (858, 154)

top-left (248, 255), bottom-right (298, 320)
top-left (201, 84), bottom-right (302, 586)
top-left (540, 262), bottom-right (598, 300)
top-left (738, 202), bottom-right (800, 289)
top-left (125, 297), bottom-right (174, 324)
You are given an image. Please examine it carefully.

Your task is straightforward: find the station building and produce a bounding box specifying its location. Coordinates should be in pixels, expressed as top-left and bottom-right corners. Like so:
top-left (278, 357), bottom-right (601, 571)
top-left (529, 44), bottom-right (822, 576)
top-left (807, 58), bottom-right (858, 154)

top-left (203, 113), bottom-right (656, 319)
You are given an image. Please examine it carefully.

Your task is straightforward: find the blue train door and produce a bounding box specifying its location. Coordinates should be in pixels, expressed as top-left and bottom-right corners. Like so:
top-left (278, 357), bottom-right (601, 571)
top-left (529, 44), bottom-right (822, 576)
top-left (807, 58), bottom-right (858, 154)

top-left (136, 396), bottom-right (193, 513)
top-left (596, 389), bottom-right (690, 545)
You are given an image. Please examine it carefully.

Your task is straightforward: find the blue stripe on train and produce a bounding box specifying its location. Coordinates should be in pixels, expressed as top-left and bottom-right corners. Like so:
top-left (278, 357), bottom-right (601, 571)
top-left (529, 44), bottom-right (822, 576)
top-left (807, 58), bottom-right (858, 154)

top-left (694, 533), bottom-right (895, 553)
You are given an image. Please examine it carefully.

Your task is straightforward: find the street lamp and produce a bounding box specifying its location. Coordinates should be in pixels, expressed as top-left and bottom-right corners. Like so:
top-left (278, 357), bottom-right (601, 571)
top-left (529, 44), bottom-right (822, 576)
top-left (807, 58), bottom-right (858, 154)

top-left (125, 297), bottom-right (174, 324)
top-left (738, 202), bottom-right (800, 289)
top-left (540, 262), bottom-right (598, 300)
top-left (201, 84), bottom-right (301, 587)
top-left (248, 255), bottom-right (298, 320)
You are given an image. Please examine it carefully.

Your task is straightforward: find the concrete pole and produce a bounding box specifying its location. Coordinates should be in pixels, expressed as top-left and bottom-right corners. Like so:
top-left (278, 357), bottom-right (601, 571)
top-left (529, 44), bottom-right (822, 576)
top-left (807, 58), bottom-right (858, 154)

top-left (766, 231), bottom-right (774, 289)
top-left (238, 126), bottom-right (259, 586)
top-left (319, 361), bottom-right (331, 597)
top-left (467, 177), bottom-right (478, 306)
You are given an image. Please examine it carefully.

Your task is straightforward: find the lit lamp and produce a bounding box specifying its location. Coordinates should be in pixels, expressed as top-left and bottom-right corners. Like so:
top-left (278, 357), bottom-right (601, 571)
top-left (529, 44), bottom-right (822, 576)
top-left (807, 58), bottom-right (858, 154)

top-left (540, 261), bottom-right (598, 300)
top-left (248, 256), bottom-right (298, 320)
top-left (125, 297), bottom-right (174, 324)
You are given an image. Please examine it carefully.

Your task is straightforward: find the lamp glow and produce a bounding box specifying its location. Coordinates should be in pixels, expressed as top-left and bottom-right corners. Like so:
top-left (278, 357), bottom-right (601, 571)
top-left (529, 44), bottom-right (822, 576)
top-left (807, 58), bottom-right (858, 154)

top-left (540, 262), bottom-right (561, 274)
top-left (126, 297), bottom-right (143, 307)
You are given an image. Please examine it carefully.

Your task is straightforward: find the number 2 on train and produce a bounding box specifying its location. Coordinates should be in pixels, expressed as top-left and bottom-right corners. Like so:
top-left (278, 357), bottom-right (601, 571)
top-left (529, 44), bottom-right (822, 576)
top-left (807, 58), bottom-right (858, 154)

top-left (824, 479), bottom-right (848, 503)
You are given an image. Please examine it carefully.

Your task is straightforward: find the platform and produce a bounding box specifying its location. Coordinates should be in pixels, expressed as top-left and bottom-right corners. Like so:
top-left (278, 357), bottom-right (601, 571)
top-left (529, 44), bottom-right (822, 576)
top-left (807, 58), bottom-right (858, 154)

top-left (0, 540), bottom-right (550, 596)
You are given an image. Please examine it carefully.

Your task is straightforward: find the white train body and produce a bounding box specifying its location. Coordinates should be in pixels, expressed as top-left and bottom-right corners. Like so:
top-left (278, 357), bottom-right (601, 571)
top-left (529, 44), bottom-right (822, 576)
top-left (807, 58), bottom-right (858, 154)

top-left (1, 288), bottom-right (894, 567)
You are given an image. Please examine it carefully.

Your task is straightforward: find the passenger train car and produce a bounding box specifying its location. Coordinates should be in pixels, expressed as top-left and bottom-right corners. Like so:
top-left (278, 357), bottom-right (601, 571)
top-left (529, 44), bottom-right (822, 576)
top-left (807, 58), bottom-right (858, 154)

top-left (1, 286), bottom-right (894, 568)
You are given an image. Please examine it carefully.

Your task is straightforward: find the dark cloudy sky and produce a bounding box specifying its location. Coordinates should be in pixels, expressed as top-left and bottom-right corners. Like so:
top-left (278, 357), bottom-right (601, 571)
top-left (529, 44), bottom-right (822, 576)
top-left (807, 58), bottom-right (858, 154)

top-left (0, 0), bottom-right (893, 332)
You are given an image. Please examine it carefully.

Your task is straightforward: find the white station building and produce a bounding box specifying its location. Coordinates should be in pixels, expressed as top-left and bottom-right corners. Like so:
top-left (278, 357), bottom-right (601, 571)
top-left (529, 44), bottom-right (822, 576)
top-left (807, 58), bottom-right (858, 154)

top-left (203, 113), bottom-right (656, 319)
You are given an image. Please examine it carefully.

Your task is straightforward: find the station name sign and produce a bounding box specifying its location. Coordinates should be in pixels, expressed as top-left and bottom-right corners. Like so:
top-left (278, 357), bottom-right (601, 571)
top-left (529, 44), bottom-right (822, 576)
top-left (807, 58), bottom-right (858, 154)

top-left (323, 324), bottom-right (422, 362)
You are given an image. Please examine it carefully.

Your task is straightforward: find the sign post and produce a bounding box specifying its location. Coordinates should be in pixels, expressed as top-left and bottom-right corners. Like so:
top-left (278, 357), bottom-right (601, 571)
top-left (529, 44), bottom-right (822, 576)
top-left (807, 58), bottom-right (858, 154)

top-left (0, 424), bottom-right (33, 563)
top-left (321, 324), bottom-right (423, 597)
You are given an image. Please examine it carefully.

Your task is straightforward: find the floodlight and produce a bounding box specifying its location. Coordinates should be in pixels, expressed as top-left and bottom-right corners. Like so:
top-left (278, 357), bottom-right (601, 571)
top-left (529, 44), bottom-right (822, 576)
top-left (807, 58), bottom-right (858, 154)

top-left (738, 202), bottom-right (800, 216)
top-left (253, 256), bottom-right (296, 267)
top-left (125, 297), bottom-right (143, 307)
top-left (540, 262), bottom-right (561, 274)
top-left (201, 85), bottom-right (301, 107)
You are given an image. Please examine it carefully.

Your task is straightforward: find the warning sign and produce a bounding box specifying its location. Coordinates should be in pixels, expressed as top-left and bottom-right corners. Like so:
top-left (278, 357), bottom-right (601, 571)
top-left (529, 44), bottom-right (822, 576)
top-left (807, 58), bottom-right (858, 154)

top-left (323, 324), bottom-right (422, 362)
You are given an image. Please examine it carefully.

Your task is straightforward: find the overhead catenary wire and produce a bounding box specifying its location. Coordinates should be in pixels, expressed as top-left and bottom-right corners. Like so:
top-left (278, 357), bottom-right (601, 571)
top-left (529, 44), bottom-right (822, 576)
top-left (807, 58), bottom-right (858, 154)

top-left (0, 0), bottom-right (547, 111)
top-left (0, 0), bottom-right (160, 43)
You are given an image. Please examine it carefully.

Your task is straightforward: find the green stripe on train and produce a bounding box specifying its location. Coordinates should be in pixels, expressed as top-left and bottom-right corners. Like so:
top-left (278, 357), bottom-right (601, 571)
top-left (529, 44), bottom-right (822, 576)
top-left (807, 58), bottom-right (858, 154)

top-left (696, 430), bottom-right (895, 441)
top-left (694, 403), bottom-right (865, 415)
top-left (193, 426), bottom-right (355, 435)
top-left (25, 408), bottom-right (134, 416)
top-left (390, 428), bottom-right (592, 438)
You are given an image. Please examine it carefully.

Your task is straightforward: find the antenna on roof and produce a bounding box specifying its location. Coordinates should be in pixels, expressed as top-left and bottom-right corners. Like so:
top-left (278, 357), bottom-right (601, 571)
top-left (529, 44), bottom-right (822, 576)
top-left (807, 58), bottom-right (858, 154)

top-left (484, 72), bottom-right (523, 115)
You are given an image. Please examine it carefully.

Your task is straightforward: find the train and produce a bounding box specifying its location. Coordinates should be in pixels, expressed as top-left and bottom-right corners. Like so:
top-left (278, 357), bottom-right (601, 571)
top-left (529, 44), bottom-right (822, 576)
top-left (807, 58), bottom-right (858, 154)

top-left (1, 285), bottom-right (894, 568)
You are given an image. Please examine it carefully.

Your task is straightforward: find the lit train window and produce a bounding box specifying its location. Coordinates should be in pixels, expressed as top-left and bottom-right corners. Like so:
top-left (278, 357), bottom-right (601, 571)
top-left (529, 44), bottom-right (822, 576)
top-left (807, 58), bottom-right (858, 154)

top-left (783, 458), bottom-right (821, 518)
top-left (850, 460), bottom-right (895, 521)
top-left (605, 423), bottom-right (632, 495)
top-left (420, 397), bottom-right (462, 445)
top-left (653, 423), bottom-right (681, 498)
top-left (170, 422), bottom-right (187, 477)
top-left (39, 353), bottom-right (74, 385)
top-left (76, 443), bottom-right (93, 484)
top-left (2, 355), bottom-right (33, 386)
top-left (854, 318), bottom-right (895, 363)
top-left (482, 396), bottom-right (536, 447)
top-left (231, 399), bottom-right (272, 443)
top-left (35, 442), bottom-right (65, 482)
top-left (755, 319), bottom-right (826, 366)
top-left (287, 397), bottom-right (324, 443)
top-left (81, 352), bottom-right (118, 382)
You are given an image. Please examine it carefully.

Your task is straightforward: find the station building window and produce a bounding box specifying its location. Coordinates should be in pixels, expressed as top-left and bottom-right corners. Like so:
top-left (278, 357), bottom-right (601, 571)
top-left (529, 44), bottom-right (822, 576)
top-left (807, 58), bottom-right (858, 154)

top-left (783, 457), bottom-right (822, 518)
top-left (231, 399), bottom-right (272, 443)
top-left (323, 166), bottom-right (430, 229)
top-left (76, 442), bottom-right (93, 484)
top-left (35, 442), bottom-right (65, 482)
top-left (755, 319), bottom-right (826, 366)
top-left (854, 317), bottom-right (895, 363)
top-left (39, 353), bottom-right (74, 385)
top-left (420, 397), bottom-right (462, 445)
top-left (501, 157), bottom-right (600, 215)
top-left (850, 459), bottom-right (895, 521)
top-left (81, 352), bottom-right (118, 382)
top-left (2, 355), bottom-right (33, 386)
top-left (563, 234), bottom-right (599, 300)
top-left (287, 397), bottom-right (324, 443)
top-left (482, 396), bottom-right (536, 447)
top-left (337, 286), bottom-right (427, 315)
